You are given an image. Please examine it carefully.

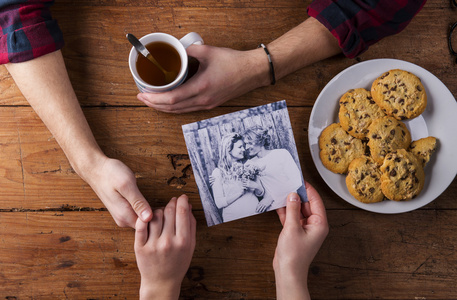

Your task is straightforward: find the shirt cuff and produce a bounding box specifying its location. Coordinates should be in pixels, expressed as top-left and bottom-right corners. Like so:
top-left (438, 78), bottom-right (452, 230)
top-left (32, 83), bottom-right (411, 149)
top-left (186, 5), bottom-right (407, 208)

top-left (307, 0), bottom-right (427, 59)
top-left (307, 0), bottom-right (368, 59)
top-left (0, 19), bottom-right (64, 64)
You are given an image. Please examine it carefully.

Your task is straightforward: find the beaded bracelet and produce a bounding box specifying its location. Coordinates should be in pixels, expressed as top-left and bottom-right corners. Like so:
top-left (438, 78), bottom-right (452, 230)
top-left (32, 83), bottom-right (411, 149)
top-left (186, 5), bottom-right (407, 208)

top-left (258, 43), bottom-right (276, 85)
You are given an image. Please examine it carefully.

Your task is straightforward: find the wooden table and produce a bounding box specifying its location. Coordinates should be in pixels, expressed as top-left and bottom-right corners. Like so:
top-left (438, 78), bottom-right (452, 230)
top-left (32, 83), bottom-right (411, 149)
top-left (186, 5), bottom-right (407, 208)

top-left (1, 0), bottom-right (456, 298)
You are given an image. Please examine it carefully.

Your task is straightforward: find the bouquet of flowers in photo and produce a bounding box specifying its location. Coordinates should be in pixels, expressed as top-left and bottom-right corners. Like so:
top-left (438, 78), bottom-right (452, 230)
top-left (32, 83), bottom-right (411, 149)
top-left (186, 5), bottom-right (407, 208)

top-left (242, 164), bottom-right (262, 181)
top-left (231, 162), bottom-right (245, 179)
top-left (231, 163), bottom-right (262, 181)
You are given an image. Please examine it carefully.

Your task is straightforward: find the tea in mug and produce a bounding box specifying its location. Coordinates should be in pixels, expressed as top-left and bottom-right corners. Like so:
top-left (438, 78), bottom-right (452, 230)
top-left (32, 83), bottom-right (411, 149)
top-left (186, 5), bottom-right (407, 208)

top-left (136, 42), bottom-right (181, 86)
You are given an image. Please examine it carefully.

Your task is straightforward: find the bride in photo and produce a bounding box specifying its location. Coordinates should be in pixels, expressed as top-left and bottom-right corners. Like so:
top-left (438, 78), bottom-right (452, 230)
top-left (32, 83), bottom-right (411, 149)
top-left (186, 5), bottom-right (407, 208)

top-left (211, 132), bottom-right (265, 223)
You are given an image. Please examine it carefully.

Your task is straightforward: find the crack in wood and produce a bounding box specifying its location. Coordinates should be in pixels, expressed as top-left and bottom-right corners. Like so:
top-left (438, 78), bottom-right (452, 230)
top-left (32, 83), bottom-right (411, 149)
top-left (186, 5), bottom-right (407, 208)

top-left (166, 154), bottom-right (192, 188)
top-left (0, 204), bottom-right (107, 213)
top-left (167, 154), bottom-right (189, 170)
top-left (30, 166), bottom-right (64, 174)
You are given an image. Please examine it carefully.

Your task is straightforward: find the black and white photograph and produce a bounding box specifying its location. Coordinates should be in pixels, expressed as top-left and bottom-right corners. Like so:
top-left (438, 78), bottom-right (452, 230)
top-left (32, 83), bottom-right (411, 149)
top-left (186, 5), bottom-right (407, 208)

top-left (182, 100), bottom-right (308, 226)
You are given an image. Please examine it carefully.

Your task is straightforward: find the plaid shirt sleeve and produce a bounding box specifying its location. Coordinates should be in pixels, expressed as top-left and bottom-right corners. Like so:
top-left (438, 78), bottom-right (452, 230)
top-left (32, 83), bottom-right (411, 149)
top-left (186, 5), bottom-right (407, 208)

top-left (0, 0), bottom-right (64, 64)
top-left (307, 0), bottom-right (427, 58)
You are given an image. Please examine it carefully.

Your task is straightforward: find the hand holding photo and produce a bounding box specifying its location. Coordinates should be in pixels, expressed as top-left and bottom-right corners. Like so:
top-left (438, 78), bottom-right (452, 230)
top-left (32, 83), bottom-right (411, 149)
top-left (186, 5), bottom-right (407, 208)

top-left (182, 100), bottom-right (308, 226)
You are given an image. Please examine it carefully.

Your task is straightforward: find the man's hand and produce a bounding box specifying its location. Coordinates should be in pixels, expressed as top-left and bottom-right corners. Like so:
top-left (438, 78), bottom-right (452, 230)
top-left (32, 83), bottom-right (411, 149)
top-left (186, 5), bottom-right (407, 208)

top-left (137, 45), bottom-right (270, 113)
top-left (86, 157), bottom-right (153, 228)
top-left (5, 51), bottom-right (152, 228)
top-left (136, 18), bottom-right (341, 114)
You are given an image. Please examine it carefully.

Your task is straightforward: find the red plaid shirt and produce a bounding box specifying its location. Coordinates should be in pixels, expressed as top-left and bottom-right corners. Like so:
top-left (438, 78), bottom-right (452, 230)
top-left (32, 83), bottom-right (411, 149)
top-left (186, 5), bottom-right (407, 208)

top-left (308, 0), bottom-right (427, 58)
top-left (0, 0), bottom-right (64, 64)
top-left (0, 0), bottom-right (426, 64)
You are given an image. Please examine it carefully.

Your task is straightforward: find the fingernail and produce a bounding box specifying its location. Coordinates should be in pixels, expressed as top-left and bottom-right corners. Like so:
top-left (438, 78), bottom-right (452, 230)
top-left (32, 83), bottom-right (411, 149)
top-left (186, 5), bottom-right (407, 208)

top-left (289, 193), bottom-right (300, 202)
top-left (141, 210), bottom-right (151, 221)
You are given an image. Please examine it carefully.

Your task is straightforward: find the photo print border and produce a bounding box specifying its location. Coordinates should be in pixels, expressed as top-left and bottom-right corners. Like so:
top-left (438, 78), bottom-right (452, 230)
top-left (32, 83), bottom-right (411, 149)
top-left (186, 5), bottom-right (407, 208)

top-left (182, 100), bottom-right (307, 226)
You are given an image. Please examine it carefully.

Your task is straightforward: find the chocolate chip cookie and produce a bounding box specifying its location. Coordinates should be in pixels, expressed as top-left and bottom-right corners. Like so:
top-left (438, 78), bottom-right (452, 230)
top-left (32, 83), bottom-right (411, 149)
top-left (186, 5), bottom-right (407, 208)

top-left (371, 69), bottom-right (427, 120)
top-left (380, 149), bottom-right (425, 201)
top-left (367, 116), bottom-right (411, 165)
top-left (319, 123), bottom-right (366, 174)
top-left (346, 155), bottom-right (384, 203)
top-left (409, 136), bottom-right (437, 166)
top-left (339, 88), bottom-right (386, 139)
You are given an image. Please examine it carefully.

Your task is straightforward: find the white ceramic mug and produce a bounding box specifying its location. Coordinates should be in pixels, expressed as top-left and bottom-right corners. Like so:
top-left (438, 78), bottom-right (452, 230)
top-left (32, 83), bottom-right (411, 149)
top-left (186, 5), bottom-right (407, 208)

top-left (128, 32), bottom-right (203, 93)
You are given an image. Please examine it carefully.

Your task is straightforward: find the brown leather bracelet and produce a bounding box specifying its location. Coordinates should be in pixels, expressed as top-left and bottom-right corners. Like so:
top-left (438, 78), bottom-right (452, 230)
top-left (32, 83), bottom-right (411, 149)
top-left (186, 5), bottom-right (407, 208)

top-left (258, 43), bottom-right (276, 85)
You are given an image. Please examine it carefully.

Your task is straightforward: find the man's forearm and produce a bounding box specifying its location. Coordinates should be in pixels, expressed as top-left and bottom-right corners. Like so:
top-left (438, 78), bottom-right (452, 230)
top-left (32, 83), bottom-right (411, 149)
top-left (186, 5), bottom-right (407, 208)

top-left (268, 17), bottom-right (341, 81)
top-left (5, 50), bottom-right (105, 180)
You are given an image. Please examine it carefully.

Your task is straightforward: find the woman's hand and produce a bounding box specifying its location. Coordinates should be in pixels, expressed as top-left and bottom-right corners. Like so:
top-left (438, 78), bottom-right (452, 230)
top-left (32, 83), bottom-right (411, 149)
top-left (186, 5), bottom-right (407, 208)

top-left (256, 197), bottom-right (274, 213)
top-left (230, 179), bottom-right (245, 194)
top-left (135, 195), bottom-right (196, 300)
top-left (242, 178), bottom-right (262, 191)
top-left (209, 175), bottom-right (215, 186)
top-left (273, 183), bottom-right (328, 300)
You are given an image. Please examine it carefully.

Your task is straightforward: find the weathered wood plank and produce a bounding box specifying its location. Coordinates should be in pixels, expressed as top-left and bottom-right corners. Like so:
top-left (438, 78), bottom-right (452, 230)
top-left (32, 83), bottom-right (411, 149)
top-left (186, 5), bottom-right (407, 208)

top-left (0, 109), bottom-right (24, 204)
top-left (1, 106), bottom-right (455, 211)
top-left (310, 209), bottom-right (457, 299)
top-left (54, 0), bottom-right (308, 8)
top-left (1, 106), bottom-right (310, 209)
top-left (0, 1), bottom-right (455, 108)
top-left (0, 211), bottom-right (140, 298)
top-left (2, 210), bottom-right (457, 299)
top-left (50, 0), bottom-right (455, 10)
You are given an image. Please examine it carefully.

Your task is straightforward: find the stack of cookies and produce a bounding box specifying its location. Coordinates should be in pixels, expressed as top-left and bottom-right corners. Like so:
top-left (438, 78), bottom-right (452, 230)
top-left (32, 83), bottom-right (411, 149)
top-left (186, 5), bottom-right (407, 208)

top-left (319, 69), bottom-right (437, 204)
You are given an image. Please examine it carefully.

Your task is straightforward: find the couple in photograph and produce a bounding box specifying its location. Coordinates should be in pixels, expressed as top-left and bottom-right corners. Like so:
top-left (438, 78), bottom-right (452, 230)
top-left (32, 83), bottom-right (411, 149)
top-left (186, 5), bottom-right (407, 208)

top-left (211, 126), bottom-right (304, 222)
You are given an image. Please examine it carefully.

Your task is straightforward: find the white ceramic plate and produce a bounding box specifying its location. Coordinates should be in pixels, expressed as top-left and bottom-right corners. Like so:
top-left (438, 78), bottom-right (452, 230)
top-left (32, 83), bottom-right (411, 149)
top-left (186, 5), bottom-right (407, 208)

top-left (308, 59), bottom-right (457, 213)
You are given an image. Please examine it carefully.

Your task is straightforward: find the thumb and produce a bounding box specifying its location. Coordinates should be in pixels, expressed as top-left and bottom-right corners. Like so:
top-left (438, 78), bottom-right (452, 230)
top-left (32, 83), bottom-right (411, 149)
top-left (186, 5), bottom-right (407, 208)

top-left (186, 44), bottom-right (208, 60)
top-left (120, 184), bottom-right (152, 223)
top-left (284, 192), bottom-right (302, 228)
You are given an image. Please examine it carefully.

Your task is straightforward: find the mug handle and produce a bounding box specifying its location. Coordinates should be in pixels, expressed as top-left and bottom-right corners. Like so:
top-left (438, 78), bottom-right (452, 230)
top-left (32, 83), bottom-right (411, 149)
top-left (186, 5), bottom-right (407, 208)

top-left (180, 32), bottom-right (204, 48)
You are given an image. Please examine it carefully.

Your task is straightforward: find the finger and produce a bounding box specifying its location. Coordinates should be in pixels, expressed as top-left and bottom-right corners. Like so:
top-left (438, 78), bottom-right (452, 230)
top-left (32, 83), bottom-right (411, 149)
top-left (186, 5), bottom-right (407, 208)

top-left (256, 205), bottom-right (264, 213)
top-left (185, 43), bottom-right (209, 60)
top-left (134, 217), bottom-right (149, 248)
top-left (175, 195), bottom-right (191, 239)
top-left (104, 193), bottom-right (138, 228)
top-left (276, 207), bottom-right (286, 226)
top-left (163, 197), bottom-right (178, 236)
top-left (148, 208), bottom-right (164, 240)
top-left (260, 205), bottom-right (268, 213)
top-left (305, 182), bottom-right (328, 223)
top-left (140, 97), bottom-right (213, 114)
top-left (137, 72), bottom-right (203, 107)
top-left (138, 89), bottom-right (198, 109)
top-left (118, 182), bottom-right (152, 223)
top-left (284, 192), bottom-right (302, 228)
top-left (302, 201), bottom-right (312, 218)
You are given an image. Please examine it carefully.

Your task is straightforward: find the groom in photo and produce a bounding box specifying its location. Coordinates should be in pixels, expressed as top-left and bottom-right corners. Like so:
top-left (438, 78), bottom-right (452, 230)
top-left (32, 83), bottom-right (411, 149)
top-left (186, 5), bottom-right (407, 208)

top-left (243, 126), bottom-right (307, 213)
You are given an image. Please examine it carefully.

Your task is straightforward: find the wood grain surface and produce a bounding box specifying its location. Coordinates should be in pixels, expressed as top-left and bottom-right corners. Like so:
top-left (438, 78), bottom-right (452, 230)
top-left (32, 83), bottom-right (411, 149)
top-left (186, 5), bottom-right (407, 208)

top-left (0, 0), bottom-right (456, 299)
